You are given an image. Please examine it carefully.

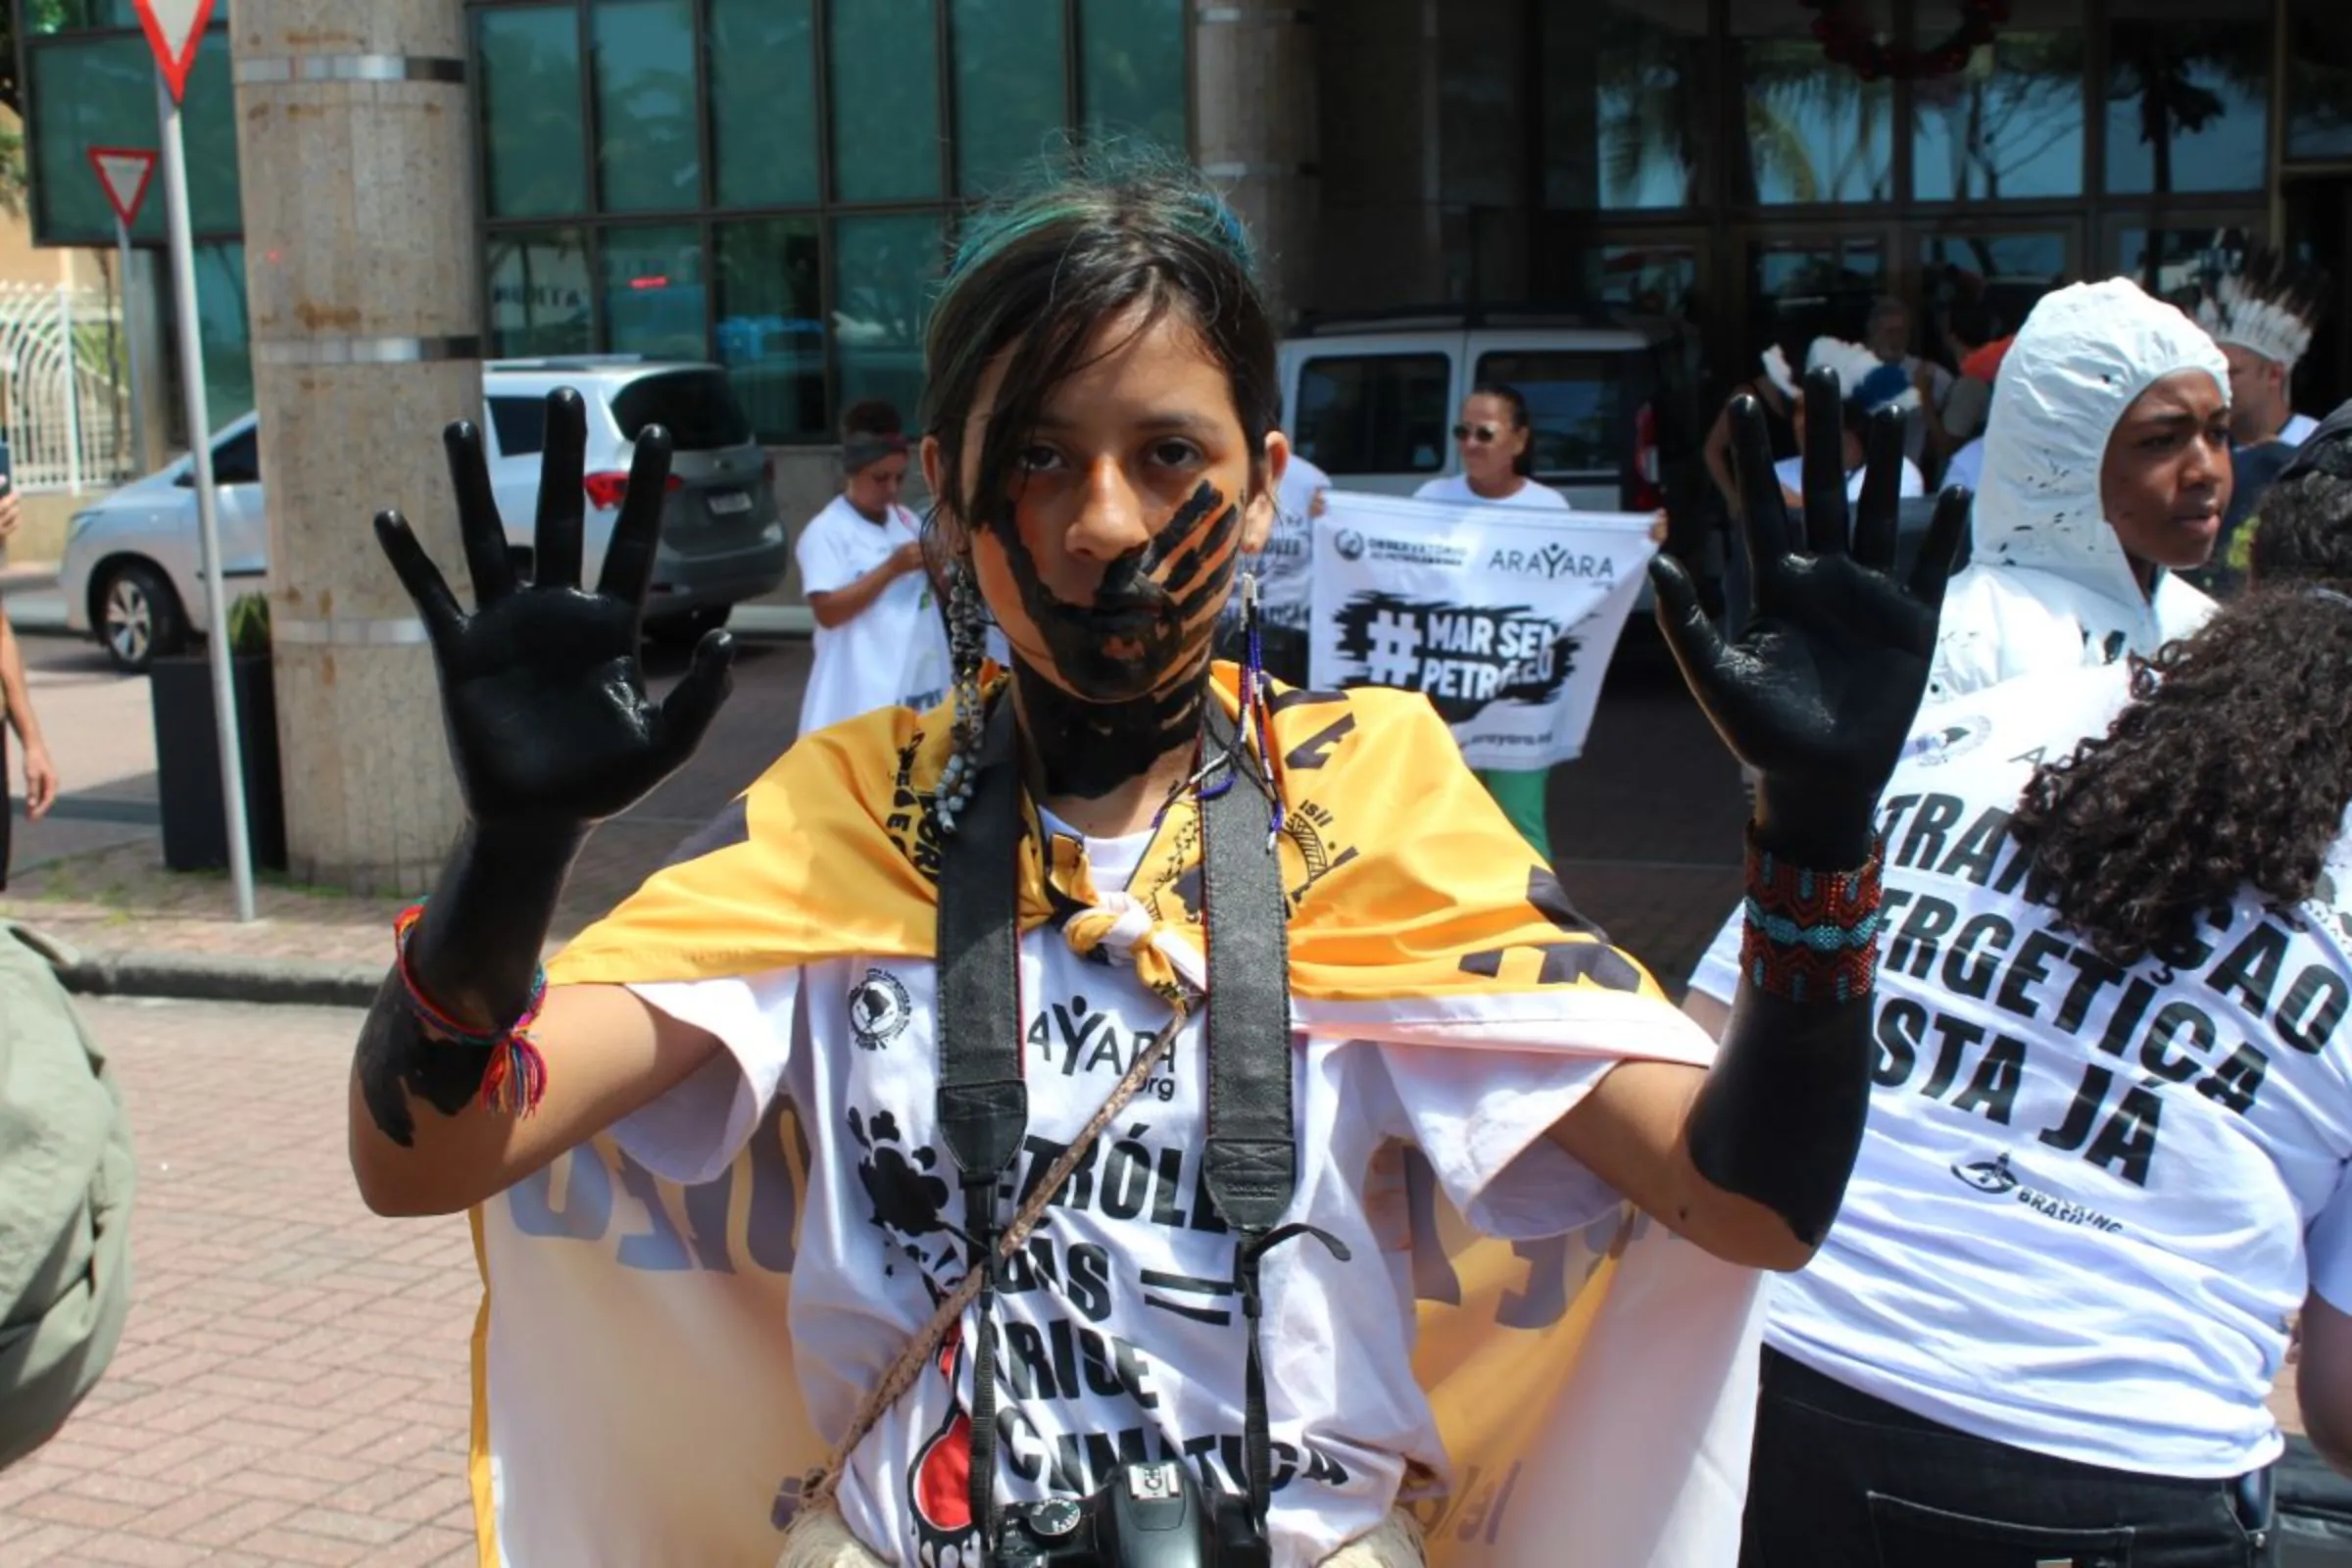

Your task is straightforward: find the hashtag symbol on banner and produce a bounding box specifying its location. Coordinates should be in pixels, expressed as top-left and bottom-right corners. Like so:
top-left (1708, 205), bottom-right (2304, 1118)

top-left (1363, 609), bottom-right (1422, 686)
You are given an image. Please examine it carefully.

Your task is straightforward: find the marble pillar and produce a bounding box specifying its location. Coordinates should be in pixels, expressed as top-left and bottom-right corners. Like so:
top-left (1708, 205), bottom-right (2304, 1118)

top-left (1193, 1), bottom-right (1322, 322)
top-left (229, 0), bottom-right (480, 892)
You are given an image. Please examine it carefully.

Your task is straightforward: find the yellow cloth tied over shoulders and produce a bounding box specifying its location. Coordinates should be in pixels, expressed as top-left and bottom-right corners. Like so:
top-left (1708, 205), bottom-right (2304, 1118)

top-left (548, 664), bottom-right (1667, 1009)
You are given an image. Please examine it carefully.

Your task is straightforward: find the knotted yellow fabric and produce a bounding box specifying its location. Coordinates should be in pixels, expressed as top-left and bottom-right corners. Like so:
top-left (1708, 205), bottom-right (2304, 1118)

top-left (547, 664), bottom-right (1663, 1011)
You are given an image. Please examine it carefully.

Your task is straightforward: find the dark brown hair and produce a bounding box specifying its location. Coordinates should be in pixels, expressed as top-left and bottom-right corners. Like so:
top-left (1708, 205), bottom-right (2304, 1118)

top-left (2010, 465), bottom-right (2352, 963)
top-left (920, 150), bottom-right (1281, 548)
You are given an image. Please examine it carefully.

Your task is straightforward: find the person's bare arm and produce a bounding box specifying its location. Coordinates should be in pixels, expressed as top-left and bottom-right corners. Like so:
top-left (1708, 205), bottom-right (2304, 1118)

top-left (808, 540), bottom-right (923, 629)
top-left (354, 392), bottom-right (735, 1216)
top-left (2302, 1293), bottom-right (2352, 1473)
top-left (0, 610), bottom-right (56, 818)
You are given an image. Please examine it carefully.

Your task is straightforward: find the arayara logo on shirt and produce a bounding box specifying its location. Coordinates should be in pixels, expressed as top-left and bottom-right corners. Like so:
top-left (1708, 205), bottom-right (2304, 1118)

top-left (850, 968), bottom-right (914, 1051)
top-left (1949, 1152), bottom-right (2125, 1234)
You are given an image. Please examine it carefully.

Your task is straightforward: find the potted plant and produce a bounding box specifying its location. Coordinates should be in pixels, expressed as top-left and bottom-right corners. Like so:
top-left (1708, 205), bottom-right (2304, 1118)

top-left (150, 591), bottom-right (288, 872)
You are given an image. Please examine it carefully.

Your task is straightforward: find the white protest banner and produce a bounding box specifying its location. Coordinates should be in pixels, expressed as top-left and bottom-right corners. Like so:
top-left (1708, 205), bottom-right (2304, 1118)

top-left (1309, 493), bottom-right (1657, 770)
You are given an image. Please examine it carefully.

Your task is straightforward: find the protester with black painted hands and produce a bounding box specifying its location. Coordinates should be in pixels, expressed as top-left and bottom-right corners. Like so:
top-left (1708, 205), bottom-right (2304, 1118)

top-left (348, 155), bottom-right (1960, 1568)
top-left (1684, 422), bottom-right (2352, 1566)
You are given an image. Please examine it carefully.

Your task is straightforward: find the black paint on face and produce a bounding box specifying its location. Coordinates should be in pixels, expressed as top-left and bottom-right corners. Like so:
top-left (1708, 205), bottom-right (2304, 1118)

top-left (985, 478), bottom-right (1245, 798)
top-left (991, 479), bottom-right (1238, 705)
top-left (1011, 664), bottom-right (1204, 800)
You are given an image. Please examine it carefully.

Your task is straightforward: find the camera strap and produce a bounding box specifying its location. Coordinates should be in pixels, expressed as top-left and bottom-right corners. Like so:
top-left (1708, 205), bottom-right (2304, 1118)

top-left (939, 690), bottom-right (1326, 1562)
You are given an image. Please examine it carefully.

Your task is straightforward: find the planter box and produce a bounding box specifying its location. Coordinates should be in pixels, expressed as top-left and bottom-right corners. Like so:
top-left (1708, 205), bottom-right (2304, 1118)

top-left (150, 653), bottom-right (288, 873)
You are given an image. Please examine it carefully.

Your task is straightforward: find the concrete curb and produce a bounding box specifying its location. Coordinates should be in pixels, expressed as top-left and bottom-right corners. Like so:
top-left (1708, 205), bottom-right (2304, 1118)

top-left (22, 927), bottom-right (383, 1008)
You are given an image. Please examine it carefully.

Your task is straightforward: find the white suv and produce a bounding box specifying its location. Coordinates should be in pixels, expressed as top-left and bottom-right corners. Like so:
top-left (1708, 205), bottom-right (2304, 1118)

top-left (61, 357), bottom-right (788, 672)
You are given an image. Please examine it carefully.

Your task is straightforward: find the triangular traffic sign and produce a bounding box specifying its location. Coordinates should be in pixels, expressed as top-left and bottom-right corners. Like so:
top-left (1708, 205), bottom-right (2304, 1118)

top-left (86, 147), bottom-right (159, 228)
top-left (131, 0), bottom-right (217, 104)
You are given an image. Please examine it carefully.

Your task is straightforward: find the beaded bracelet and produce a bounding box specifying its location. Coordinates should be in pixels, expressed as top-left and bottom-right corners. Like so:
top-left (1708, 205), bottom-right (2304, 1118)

top-left (392, 902), bottom-right (550, 1117)
top-left (1737, 831), bottom-right (1886, 1004)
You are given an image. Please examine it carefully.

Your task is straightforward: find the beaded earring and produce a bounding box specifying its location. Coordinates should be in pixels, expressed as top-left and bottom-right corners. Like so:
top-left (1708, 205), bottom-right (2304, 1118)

top-left (934, 559), bottom-right (990, 836)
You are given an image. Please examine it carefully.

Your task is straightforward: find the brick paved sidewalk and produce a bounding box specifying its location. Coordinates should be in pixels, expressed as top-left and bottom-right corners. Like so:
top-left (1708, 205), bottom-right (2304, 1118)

top-left (0, 998), bottom-right (476, 1566)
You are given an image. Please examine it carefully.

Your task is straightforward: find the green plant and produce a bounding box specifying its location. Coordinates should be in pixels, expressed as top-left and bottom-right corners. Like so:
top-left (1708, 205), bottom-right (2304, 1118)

top-left (225, 593), bottom-right (271, 657)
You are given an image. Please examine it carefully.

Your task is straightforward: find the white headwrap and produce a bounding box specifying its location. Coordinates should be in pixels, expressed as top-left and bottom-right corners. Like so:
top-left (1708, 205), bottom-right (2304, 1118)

top-left (1973, 278), bottom-right (2230, 596)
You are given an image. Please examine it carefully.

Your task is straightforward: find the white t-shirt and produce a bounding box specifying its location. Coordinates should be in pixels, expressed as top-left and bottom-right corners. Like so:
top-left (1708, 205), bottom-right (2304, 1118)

top-left (612, 816), bottom-right (1620, 1568)
top-left (795, 497), bottom-right (953, 738)
top-left (1687, 665), bottom-right (2352, 1477)
top-left (1771, 455), bottom-right (1928, 503)
top-left (1944, 436), bottom-right (1986, 495)
top-left (1245, 455), bottom-right (1330, 629)
top-left (1411, 474), bottom-right (1573, 511)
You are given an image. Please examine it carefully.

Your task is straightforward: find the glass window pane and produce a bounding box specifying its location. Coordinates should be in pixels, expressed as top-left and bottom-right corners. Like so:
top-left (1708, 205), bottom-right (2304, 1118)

top-left (1472, 352), bottom-right (1628, 478)
top-left (37, 1), bottom-right (139, 30)
top-left (714, 218), bottom-right (826, 441)
top-left (1441, 0), bottom-right (1522, 213)
top-left (602, 224), bottom-right (707, 361)
top-left (1916, 230), bottom-right (2070, 354)
top-left (489, 229), bottom-right (593, 357)
top-left (1746, 236), bottom-right (1886, 371)
top-left (953, 0), bottom-right (1067, 196)
top-left (709, 0), bottom-right (818, 207)
top-left (594, 0), bottom-right (700, 213)
top-left (1292, 354), bottom-right (1452, 476)
top-left (831, 214), bottom-right (943, 423)
top-left (478, 7), bottom-right (586, 219)
top-left (489, 396), bottom-right (549, 457)
top-left (1542, 1), bottom-right (1705, 212)
top-left (30, 31), bottom-right (241, 246)
top-left (2115, 223), bottom-right (2256, 309)
top-left (829, 0), bottom-right (941, 203)
top-left (1911, 2), bottom-right (2085, 202)
top-left (2106, 1), bottom-right (2271, 195)
top-left (159, 242), bottom-right (252, 443)
top-left (2287, 0), bottom-right (2352, 162)
top-left (1081, 0), bottom-right (1185, 149)
top-left (1733, 5), bottom-right (1893, 206)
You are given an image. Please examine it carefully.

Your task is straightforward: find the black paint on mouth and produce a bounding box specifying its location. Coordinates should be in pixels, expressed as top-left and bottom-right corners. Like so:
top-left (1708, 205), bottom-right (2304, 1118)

top-left (986, 479), bottom-right (1243, 797)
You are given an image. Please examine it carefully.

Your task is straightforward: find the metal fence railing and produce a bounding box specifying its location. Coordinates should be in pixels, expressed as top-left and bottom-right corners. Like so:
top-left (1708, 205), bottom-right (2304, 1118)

top-left (0, 280), bottom-right (134, 495)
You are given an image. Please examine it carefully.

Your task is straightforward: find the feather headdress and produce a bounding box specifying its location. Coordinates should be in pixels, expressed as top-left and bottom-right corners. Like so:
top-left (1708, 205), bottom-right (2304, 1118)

top-left (2196, 245), bottom-right (2328, 369)
top-left (1806, 336), bottom-right (1922, 416)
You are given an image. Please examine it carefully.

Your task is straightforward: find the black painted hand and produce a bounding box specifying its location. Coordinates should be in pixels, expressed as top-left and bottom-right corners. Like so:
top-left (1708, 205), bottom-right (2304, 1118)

top-left (373, 388), bottom-right (734, 833)
top-left (1649, 367), bottom-right (1969, 862)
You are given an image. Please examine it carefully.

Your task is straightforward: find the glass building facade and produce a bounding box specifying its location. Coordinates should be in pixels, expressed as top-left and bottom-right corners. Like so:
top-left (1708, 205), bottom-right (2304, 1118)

top-left (20, 0), bottom-right (2352, 438)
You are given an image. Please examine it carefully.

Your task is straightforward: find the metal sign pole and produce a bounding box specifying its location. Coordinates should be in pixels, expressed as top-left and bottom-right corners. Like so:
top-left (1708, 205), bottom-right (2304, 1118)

top-left (155, 67), bottom-right (254, 922)
top-left (113, 215), bottom-right (151, 476)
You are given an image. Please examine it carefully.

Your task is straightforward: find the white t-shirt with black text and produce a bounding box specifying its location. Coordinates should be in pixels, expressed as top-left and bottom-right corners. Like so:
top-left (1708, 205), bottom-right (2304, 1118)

top-left (611, 815), bottom-right (1621, 1568)
top-left (1411, 475), bottom-right (1573, 511)
top-left (1688, 665), bottom-right (2352, 1477)
top-left (795, 497), bottom-right (953, 738)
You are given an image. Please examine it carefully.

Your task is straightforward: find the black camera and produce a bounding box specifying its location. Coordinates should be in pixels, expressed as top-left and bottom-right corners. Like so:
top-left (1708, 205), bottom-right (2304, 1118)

top-left (995, 1460), bottom-right (1265, 1568)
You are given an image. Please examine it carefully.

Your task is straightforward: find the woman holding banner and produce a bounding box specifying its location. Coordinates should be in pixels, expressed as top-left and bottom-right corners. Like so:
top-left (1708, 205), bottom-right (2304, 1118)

top-left (348, 153), bottom-right (1963, 1567)
top-left (1683, 432), bottom-right (2352, 1564)
top-left (1415, 384), bottom-right (1572, 859)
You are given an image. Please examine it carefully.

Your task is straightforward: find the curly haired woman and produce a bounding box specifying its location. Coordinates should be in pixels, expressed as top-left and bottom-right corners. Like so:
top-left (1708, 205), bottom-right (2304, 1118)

top-left (1683, 430), bottom-right (2352, 1565)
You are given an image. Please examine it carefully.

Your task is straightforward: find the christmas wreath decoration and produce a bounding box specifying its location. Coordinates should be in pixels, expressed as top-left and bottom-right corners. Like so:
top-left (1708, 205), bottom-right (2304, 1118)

top-left (1799, 0), bottom-right (2009, 82)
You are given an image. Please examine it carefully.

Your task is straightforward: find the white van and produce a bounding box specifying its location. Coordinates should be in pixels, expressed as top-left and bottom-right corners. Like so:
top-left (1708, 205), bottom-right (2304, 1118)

top-left (1276, 308), bottom-right (1698, 512)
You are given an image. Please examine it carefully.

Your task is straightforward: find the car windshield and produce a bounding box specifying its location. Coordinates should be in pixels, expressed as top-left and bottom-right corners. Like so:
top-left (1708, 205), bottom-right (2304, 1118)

top-left (1472, 351), bottom-right (1631, 477)
top-left (610, 369), bottom-right (755, 451)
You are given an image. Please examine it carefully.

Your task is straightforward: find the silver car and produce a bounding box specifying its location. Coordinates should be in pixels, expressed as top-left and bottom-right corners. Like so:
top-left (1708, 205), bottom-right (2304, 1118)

top-left (61, 358), bottom-right (789, 672)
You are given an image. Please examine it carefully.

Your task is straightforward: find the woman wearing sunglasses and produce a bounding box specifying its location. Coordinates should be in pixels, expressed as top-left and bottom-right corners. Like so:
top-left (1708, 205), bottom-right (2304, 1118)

top-left (1414, 385), bottom-right (1571, 859)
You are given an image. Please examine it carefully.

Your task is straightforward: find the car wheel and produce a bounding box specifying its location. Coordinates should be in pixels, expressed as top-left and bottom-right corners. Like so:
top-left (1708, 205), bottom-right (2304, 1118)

top-left (97, 561), bottom-right (186, 674)
top-left (644, 606), bottom-right (731, 647)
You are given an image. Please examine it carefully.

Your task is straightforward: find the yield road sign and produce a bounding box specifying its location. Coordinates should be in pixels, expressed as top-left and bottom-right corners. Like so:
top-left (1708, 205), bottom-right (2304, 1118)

top-left (87, 147), bottom-right (160, 227)
top-left (131, 0), bottom-right (217, 104)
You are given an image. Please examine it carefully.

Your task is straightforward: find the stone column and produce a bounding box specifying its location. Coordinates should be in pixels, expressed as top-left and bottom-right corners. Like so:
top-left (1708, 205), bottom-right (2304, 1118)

top-left (229, 0), bottom-right (479, 891)
top-left (1193, 2), bottom-right (1321, 322)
